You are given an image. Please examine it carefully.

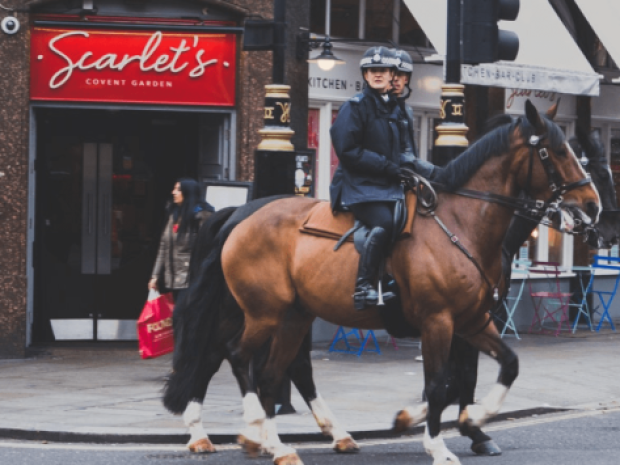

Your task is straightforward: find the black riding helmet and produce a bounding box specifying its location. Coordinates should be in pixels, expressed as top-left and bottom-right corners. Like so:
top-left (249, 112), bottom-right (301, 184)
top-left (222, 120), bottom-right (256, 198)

top-left (359, 46), bottom-right (399, 77)
top-left (392, 49), bottom-right (414, 98)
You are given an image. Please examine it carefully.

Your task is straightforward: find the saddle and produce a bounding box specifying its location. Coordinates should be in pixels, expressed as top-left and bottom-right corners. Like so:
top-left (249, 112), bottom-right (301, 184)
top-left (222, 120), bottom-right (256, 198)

top-left (299, 190), bottom-right (417, 251)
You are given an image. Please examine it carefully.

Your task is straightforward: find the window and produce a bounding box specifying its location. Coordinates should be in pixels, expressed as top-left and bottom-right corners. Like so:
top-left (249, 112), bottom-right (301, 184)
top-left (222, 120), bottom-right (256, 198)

top-left (611, 128), bottom-right (620, 207)
top-left (310, 0), bottom-right (327, 35)
top-left (310, 0), bottom-right (431, 46)
top-left (399, 0), bottom-right (429, 47)
top-left (332, 0), bottom-right (359, 39)
top-left (365, 0), bottom-right (393, 41)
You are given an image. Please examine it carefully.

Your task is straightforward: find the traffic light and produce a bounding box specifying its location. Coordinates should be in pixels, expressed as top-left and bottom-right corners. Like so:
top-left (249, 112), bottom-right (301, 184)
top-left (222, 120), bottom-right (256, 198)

top-left (462, 0), bottom-right (520, 64)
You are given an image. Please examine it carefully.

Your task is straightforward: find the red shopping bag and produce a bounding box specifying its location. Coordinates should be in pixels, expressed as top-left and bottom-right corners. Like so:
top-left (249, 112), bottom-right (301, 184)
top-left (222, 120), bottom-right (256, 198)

top-left (137, 291), bottom-right (175, 359)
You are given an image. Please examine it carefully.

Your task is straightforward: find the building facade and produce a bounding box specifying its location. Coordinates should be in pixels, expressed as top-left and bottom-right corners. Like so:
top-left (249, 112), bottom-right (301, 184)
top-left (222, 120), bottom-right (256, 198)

top-left (0, 0), bottom-right (309, 358)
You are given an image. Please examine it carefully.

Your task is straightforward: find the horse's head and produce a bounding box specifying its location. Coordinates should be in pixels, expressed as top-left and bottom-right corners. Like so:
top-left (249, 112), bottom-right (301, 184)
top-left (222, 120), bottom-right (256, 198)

top-left (569, 128), bottom-right (620, 249)
top-left (515, 99), bottom-right (600, 229)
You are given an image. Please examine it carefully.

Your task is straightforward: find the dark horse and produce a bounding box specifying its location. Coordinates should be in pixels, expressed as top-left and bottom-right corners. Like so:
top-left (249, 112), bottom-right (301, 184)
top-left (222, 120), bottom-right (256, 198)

top-left (569, 128), bottom-right (620, 249)
top-left (200, 101), bottom-right (598, 465)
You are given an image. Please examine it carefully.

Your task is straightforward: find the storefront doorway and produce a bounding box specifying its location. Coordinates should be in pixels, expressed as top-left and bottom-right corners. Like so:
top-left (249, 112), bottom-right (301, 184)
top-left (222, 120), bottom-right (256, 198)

top-left (32, 108), bottom-right (222, 342)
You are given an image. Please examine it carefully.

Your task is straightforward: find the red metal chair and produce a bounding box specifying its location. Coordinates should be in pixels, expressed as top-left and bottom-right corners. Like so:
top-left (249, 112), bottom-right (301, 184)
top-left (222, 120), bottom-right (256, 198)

top-left (528, 261), bottom-right (573, 337)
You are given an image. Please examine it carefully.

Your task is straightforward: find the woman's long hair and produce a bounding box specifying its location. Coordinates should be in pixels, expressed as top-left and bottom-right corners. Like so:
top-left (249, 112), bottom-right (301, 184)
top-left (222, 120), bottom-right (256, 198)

top-left (168, 178), bottom-right (214, 240)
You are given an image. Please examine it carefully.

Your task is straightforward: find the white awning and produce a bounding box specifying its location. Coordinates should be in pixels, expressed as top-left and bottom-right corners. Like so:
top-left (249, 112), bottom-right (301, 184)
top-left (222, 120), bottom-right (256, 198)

top-left (403, 0), bottom-right (601, 96)
top-left (572, 0), bottom-right (620, 78)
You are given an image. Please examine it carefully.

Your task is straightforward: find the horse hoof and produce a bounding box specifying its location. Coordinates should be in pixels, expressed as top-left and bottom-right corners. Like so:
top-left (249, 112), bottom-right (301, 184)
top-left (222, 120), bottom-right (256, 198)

top-left (274, 453), bottom-right (303, 465)
top-left (333, 436), bottom-right (359, 453)
top-left (393, 409), bottom-right (413, 433)
top-left (238, 434), bottom-right (261, 458)
top-left (188, 437), bottom-right (216, 454)
top-left (471, 439), bottom-right (502, 456)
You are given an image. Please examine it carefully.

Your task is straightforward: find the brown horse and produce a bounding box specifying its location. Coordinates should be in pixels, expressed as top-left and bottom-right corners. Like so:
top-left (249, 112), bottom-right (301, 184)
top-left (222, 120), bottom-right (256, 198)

top-left (220, 100), bottom-right (600, 465)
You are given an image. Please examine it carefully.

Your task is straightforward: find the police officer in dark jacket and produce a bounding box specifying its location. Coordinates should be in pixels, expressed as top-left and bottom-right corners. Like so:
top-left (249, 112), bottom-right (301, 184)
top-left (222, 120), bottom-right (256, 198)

top-left (330, 47), bottom-right (412, 310)
top-left (391, 49), bottom-right (438, 180)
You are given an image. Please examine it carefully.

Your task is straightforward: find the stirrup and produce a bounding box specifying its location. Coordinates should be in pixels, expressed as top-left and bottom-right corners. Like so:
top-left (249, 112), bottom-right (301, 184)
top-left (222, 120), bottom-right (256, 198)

top-left (353, 288), bottom-right (395, 310)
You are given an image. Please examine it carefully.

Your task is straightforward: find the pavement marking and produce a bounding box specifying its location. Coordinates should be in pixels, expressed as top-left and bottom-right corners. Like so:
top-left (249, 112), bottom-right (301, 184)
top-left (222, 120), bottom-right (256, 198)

top-left (0, 408), bottom-right (618, 452)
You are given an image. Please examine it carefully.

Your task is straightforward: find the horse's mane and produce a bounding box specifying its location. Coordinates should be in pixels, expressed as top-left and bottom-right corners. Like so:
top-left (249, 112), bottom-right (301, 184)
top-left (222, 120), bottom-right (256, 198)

top-left (434, 113), bottom-right (565, 191)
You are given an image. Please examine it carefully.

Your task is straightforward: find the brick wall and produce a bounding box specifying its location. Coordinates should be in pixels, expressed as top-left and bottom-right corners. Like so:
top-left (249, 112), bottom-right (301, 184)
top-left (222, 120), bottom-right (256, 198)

top-left (0, 1), bottom-right (30, 358)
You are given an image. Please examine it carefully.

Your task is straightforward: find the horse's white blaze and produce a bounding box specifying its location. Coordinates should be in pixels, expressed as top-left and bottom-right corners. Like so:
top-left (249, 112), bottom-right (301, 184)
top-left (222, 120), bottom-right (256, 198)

top-left (240, 393), bottom-right (266, 444)
top-left (423, 426), bottom-right (460, 465)
top-left (466, 383), bottom-right (509, 426)
top-left (403, 403), bottom-right (428, 426)
top-left (262, 418), bottom-right (297, 459)
top-left (183, 401), bottom-right (209, 446)
top-left (310, 394), bottom-right (352, 443)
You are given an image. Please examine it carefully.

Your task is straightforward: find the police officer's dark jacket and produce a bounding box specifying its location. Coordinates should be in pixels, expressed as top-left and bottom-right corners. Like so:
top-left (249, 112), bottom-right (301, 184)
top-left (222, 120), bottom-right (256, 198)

top-left (396, 97), bottom-right (436, 180)
top-left (330, 86), bottom-right (403, 210)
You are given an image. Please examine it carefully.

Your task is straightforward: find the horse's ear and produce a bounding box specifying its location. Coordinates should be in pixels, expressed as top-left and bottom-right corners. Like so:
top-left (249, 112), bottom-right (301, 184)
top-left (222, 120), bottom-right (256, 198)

top-left (524, 99), bottom-right (544, 132)
top-left (546, 98), bottom-right (561, 120)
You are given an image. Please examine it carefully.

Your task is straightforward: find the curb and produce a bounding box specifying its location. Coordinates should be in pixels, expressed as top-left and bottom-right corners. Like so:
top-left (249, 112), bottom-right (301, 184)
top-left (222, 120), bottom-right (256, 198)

top-left (0, 407), bottom-right (566, 445)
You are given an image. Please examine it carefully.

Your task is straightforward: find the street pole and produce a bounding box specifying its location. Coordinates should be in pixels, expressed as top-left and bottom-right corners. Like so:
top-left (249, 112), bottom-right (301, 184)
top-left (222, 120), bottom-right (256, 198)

top-left (253, 0), bottom-right (296, 200)
top-left (433, 0), bottom-right (469, 167)
top-left (251, 0), bottom-right (297, 415)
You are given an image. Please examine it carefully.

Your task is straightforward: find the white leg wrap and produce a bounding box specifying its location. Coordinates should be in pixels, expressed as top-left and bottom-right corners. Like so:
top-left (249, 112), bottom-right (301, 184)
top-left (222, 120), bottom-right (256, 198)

top-left (423, 426), bottom-right (461, 465)
top-left (240, 393), bottom-right (266, 445)
top-left (183, 401), bottom-right (209, 446)
top-left (403, 403), bottom-right (428, 426)
top-left (466, 383), bottom-right (509, 427)
top-left (262, 418), bottom-right (297, 459)
top-left (310, 395), bottom-right (351, 442)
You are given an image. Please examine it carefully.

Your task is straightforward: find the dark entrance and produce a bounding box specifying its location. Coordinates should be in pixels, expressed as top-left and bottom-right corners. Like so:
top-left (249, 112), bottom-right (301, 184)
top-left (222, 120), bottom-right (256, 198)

top-left (33, 108), bottom-right (211, 342)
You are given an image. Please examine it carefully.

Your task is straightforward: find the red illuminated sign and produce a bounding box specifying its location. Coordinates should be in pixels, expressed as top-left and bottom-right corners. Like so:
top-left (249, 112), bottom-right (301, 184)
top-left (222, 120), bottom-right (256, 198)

top-left (30, 27), bottom-right (236, 106)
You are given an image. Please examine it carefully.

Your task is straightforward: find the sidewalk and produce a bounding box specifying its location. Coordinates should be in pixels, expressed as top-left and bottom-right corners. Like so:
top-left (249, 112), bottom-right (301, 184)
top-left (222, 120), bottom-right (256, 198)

top-left (1, 329), bottom-right (619, 444)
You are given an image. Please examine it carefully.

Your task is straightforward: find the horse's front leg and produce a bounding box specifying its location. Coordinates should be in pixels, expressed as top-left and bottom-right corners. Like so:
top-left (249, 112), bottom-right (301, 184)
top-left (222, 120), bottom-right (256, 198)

top-left (421, 316), bottom-right (461, 465)
top-left (255, 311), bottom-right (316, 465)
top-left (286, 331), bottom-right (358, 453)
top-left (458, 320), bottom-right (519, 429)
top-left (451, 336), bottom-right (502, 456)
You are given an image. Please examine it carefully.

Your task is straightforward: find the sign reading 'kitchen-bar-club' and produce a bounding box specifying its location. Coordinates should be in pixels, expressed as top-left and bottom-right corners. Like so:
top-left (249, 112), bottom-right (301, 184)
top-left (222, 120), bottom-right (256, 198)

top-left (30, 27), bottom-right (236, 106)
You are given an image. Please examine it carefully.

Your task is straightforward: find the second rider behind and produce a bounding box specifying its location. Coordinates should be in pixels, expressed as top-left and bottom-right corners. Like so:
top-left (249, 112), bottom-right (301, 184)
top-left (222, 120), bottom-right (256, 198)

top-left (330, 47), bottom-right (416, 311)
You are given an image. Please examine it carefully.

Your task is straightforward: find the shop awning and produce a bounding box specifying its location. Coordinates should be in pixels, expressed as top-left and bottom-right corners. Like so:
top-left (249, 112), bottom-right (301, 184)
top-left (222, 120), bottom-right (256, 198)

top-left (403, 0), bottom-right (601, 96)
top-left (572, 0), bottom-right (620, 82)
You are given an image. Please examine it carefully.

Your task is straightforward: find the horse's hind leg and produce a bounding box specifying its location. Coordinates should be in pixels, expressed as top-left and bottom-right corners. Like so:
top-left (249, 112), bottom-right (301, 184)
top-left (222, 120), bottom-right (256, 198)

top-left (458, 321), bottom-right (519, 430)
top-left (451, 336), bottom-right (502, 456)
top-left (286, 331), bottom-right (358, 453)
top-left (183, 352), bottom-right (225, 453)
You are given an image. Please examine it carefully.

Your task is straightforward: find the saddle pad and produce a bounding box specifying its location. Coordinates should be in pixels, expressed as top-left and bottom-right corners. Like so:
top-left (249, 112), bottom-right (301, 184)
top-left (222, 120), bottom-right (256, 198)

top-left (300, 190), bottom-right (417, 241)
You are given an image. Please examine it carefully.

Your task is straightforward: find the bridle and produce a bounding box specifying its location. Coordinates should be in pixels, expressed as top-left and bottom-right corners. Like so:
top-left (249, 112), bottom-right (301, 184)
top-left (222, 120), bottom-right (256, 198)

top-left (411, 122), bottom-right (593, 311)
top-left (427, 130), bottom-right (593, 219)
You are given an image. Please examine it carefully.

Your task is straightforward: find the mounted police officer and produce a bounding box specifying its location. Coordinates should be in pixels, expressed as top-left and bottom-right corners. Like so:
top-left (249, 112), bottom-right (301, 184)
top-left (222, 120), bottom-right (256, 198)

top-left (330, 46), bottom-right (413, 311)
top-left (391, 48), bottom-right (437, 180)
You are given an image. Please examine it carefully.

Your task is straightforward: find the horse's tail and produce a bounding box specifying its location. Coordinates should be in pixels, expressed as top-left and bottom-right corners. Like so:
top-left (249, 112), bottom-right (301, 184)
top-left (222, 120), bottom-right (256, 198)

top-left (162, 195), bottom-right (290, 414)
top-left (163, 207), bottom-right (237, 414)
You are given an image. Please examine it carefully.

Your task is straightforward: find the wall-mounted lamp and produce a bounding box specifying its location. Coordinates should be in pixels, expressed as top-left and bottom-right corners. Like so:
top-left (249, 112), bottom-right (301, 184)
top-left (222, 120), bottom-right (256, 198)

top-left (296, 32), bottom-right (344, 72)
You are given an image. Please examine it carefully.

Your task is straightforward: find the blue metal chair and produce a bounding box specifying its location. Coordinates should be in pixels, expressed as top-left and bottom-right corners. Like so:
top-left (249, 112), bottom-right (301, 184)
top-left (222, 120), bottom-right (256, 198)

top-left (500, 259), bottom-right (531, 339)
top-left (328, 326), bottom-right (381, 356)
top-left (587, 255), bottom-right (620, 332)
top-left (570, 266), bottom-right (594, 333)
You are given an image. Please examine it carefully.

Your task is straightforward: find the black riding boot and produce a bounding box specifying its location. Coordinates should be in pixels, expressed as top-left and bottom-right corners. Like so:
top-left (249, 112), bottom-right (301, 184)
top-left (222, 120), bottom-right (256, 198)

top-left (353, 226), bottom-right (388, 310)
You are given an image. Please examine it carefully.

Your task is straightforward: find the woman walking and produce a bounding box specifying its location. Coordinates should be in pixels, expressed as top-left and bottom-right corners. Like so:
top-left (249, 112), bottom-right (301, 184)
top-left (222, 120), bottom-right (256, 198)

top-left (148, 178), bottom-right (213, 302)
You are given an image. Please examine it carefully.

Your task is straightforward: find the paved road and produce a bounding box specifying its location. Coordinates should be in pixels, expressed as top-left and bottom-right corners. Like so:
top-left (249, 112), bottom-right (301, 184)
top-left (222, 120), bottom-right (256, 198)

top-left (1, 408), bottom-right (618, 465)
